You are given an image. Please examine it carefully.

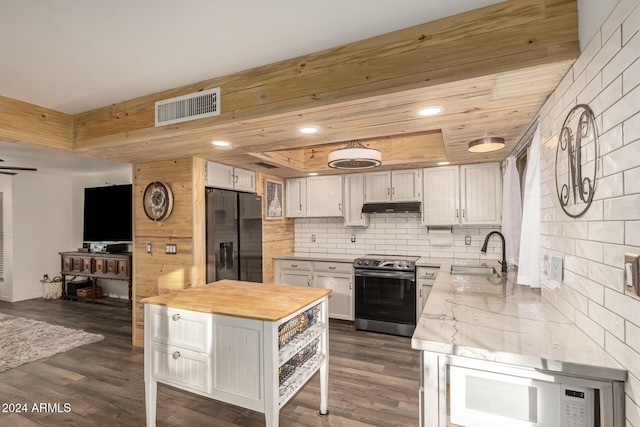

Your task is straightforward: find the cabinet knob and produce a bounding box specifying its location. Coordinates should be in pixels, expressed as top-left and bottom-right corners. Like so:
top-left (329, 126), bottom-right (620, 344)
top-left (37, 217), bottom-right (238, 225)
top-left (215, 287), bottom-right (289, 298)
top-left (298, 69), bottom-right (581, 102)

top-left (462, 209), bottom-right (466, 218)
top-left (456, 209), bottom-right (459, 218)
top-left (329, 266), bottom-right (336, 270)
top-left (172, 351), bottom-right (181, 360)
top-left (307, 279), bottom-right (311, 287)
top-left (392, 187), bottom-right (395, 195)
top-left (172, 313), bottom-right (180, 321)
top-left (291, 264), bottom-right (298, 268)
top-left (338, 203), bottom-right (342, 211)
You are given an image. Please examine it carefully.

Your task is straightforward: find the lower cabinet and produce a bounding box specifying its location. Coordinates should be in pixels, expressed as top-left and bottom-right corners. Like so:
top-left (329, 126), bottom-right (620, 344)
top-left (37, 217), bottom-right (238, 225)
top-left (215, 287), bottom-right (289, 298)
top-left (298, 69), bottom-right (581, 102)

top-left (275, 259), bottom-right (354, 321)
top-left (417, 266), bottom-right (438, 320)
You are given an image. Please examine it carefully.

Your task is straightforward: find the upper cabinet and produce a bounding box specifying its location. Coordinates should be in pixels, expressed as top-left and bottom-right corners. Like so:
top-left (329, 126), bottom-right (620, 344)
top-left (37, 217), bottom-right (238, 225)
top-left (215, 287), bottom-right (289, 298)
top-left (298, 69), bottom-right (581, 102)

top-left (343, 173), bottom-right (369, 227)
top-left (364, 169), bottom-right (422, 203)
top-left (285, 178), bottom-right (307, 217)
top-left (422, 162), bottom-right (501, 226)
top-left (285, 176), bottom-right (343, 218)
top-left (422, 166), bottom-right (460, 226)
top-left (460, 163), bottom-right (502, 225)
top-left (206, 161), bottom-right (255, 193)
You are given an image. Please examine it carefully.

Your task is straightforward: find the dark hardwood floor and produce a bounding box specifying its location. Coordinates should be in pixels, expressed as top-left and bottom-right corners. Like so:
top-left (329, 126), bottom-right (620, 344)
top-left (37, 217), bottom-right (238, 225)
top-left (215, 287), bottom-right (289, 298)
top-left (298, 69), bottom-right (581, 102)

top-left (0, 299), bottom-right (420, 426)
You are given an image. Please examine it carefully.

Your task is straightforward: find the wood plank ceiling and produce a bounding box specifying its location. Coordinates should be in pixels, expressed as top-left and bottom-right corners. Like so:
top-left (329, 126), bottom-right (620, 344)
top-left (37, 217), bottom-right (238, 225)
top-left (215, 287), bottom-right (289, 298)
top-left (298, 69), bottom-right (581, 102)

top-left (0, 0), bottom-right (579, 178)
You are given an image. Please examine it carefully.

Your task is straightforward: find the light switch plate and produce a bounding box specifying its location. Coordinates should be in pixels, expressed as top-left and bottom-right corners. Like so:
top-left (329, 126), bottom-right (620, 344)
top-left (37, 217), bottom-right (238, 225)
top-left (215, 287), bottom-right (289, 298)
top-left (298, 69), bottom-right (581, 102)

top-left (550, 256), bottom-right (563, 281)
top-left (165, 243), bottom-right (177, 255)
top-left (465, 236), bottom-right (471, 245)
top-left (624, 253), bottom-right (640, 298)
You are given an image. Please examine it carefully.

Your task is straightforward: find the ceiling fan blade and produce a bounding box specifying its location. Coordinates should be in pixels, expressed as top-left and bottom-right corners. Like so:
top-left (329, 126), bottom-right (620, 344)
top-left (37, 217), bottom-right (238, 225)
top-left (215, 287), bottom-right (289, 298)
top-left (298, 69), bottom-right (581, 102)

top-left (0, 166), bottom-right (37, 171)
top-left (0, 171), bottom-right (18, 175)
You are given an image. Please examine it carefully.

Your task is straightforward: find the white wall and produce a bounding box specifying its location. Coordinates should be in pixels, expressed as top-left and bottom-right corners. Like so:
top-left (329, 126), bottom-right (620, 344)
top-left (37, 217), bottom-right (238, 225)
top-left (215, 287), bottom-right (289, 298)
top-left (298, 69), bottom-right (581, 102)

top-left (294, 214), bottom-right (502, 261)
top-left (539, 0), bottom-right (639, 423)
top-left (579, 0), bottom-right (619, 51)
top-left (10, 173), bottom-right (74, 301)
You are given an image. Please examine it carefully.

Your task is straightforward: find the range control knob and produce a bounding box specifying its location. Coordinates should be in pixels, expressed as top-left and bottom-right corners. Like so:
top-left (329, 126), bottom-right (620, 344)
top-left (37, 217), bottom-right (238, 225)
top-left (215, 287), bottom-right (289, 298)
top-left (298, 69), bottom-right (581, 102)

top-left (398, 261), bottom-right (407, 268)
top-left (363, 260), bottom-right (370, 266)
top-left (356, 260), bottom-right (362, 265)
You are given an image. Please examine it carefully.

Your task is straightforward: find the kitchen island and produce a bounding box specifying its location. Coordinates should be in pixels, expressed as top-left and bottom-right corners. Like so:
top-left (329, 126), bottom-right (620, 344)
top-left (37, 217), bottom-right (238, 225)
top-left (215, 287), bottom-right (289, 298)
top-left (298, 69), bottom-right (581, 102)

top-left (412, 263), bottom-right (627, 427)
top-left (142, 279), bottom-right (331, 427)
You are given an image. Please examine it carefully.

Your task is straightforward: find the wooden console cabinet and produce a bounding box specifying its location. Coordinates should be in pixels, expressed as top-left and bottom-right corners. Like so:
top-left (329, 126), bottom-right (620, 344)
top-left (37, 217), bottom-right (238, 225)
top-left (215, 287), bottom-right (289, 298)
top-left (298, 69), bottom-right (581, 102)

top-left (59, 251), bottom-right (132, 309)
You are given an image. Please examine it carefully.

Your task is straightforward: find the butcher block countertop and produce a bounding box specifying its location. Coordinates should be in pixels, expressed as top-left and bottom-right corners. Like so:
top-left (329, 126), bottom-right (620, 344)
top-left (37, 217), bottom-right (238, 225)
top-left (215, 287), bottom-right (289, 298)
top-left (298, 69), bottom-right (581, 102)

top-left (141, 279), bottom-right (331, 322)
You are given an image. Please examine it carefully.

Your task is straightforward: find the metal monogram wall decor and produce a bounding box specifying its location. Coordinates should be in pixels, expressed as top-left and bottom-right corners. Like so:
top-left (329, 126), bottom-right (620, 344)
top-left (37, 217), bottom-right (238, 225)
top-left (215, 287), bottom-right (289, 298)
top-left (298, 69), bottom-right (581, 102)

top-left (554, 104), bottom-right (599, 218)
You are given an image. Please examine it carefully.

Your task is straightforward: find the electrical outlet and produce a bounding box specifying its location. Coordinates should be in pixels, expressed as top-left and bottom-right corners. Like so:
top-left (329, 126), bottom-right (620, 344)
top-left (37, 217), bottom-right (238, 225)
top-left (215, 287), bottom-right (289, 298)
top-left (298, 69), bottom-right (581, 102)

top-left (550, 256), bottom-right (563, 281)
top-left (146, 243), bottom-right (152, 254)
top-left (464, 235), bottom-right (471, 245)
top-left (625, 253), bottom-right (640, 298)
top-left (351, 235), bottom-right (356, 243)
top-left (165, 243), bottom-right (177, 254)
top-left (311, 234), bottom-right (316, 243)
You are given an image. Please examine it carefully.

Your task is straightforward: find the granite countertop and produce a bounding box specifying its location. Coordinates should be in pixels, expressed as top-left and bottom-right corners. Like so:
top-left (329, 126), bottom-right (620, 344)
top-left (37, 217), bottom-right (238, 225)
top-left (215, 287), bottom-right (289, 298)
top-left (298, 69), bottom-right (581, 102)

top-left (273, 253), bottom-right (360, 263)
top-left (141, 279), bottom-right (331, 321)
top-left (411, 262), bottom-right (626, 381)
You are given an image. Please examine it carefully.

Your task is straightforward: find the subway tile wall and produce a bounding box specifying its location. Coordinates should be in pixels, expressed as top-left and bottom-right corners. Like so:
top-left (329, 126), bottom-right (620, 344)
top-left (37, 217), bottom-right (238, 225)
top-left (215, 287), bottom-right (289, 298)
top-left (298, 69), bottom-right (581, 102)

top-left (293, 213), bottom-right (502, 260)
top-left (539, 0), bottom-right (640, 423)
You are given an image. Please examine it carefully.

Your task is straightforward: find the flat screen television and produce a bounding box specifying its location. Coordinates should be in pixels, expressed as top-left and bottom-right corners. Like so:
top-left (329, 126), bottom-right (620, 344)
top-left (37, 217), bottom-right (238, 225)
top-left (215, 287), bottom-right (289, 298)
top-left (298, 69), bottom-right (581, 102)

top-left (82, 184), bottom-right (133, 242)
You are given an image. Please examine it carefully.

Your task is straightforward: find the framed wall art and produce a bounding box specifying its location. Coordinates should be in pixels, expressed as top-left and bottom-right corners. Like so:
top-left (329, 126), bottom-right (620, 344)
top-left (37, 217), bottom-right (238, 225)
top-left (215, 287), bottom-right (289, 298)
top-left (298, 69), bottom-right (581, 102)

top-left (264, 179), bottom-right (283, 220)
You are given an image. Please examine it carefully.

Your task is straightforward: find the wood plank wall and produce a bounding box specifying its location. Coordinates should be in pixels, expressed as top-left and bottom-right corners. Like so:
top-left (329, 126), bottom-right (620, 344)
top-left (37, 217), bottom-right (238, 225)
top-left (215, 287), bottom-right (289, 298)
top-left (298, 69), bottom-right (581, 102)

top-left (256, 172), bottom-right (295, 283)
top-left (131, 157), bottom-right (205, 347)
top-left (131, 159), bottom-right (294, 346)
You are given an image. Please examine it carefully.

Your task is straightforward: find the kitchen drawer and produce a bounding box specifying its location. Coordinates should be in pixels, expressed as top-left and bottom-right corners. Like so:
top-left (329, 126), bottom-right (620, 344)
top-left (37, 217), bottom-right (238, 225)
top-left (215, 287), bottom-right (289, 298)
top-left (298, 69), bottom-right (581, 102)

top-left (278, 260), bottom-right (312, 271)
top-left (417, 267), bottom-right (439, 281)
top-left (151, 344), bottom-right (211, 393)
top-left (313, 261), bottom-right (353, 274)
top-left (149, 306), bottom-right (212, 353)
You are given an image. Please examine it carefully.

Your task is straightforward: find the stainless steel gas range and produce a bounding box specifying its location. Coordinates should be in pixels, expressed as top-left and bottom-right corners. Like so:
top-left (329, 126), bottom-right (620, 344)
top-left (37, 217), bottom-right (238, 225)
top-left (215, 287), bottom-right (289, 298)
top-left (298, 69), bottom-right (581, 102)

top-left (353, 254), bottom-right (419, 337)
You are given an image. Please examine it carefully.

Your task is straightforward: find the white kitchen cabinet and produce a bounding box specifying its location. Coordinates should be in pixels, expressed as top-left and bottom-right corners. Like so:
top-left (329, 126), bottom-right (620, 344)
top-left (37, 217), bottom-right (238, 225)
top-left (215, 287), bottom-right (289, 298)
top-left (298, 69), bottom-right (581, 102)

top-left (460, 163), bottom-right (502, 225)
top-left (422, 166), bottom-right (460, 226)
top-left (364, 169), bottom-right (421, 203)
top-left (206, 161), bottom-right (256, 193)
top-left (343, 173), bottom-right (369, 226)
top-left (313, 261), bottom-right (354, 321)
top-left (275, 260), bottom-right (312, 287)
top-left (422, 163), bottom-right (501, 226)
top-left (285, 178), bottom-right (307, 218)
top-left (275, 259), bottom-right (354, 321)
top-left (306, 175), bottom-right (343, 217)
top-left (391, 169), bottom-right (422, 201)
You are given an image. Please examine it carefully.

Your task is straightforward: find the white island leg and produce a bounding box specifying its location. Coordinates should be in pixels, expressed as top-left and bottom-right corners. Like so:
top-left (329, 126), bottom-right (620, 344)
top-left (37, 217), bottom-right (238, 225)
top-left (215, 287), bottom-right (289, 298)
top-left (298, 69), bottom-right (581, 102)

top-left (319, 296), bottom-right (329, 416)
top-left (145, 378), bottom-right (157, 427)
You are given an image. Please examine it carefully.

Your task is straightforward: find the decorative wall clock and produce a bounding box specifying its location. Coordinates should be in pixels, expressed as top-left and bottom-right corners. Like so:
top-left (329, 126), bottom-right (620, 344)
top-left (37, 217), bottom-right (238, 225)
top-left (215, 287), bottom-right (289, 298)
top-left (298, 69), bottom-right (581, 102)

top-left (143, 181), bottom-right (174, 221)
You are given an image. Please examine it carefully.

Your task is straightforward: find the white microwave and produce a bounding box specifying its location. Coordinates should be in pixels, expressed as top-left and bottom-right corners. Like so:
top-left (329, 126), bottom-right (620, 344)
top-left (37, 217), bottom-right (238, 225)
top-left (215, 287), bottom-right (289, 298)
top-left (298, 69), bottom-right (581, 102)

top-left (449, 365), bottom-right (616, 427)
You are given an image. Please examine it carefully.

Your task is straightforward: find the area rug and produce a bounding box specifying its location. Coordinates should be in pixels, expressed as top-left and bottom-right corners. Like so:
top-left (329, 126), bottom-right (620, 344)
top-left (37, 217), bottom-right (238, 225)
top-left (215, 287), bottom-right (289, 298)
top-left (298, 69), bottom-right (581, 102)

top-left (0, 312), bottom-right (104, 373)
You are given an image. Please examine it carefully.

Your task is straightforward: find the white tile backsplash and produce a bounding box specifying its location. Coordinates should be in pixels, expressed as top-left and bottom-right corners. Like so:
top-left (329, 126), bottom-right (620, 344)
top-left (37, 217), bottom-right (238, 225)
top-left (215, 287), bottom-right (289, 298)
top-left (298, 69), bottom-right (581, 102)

top-left (540, 2), bottom-right (640, 414)
top-left (293, 213), bottom-right (501, 260)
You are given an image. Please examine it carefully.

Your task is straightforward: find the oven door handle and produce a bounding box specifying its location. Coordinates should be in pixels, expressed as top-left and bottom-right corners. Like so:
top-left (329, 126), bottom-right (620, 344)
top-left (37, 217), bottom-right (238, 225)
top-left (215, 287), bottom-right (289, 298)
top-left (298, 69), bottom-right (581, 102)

top-left (355, 270), bottom-right (415, 280)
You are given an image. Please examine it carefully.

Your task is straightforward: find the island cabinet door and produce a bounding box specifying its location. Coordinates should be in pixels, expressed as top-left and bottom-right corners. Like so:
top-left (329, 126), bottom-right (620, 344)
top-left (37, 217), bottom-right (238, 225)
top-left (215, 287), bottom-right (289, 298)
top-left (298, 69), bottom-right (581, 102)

top-left (210, 316), bottom-right (264, 412)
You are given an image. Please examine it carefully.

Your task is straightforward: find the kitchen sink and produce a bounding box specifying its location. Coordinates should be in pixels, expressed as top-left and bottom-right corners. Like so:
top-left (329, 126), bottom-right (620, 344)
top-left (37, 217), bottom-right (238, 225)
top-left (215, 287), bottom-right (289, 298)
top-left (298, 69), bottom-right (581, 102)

top-left (450, 265), bottom-right (498, 276)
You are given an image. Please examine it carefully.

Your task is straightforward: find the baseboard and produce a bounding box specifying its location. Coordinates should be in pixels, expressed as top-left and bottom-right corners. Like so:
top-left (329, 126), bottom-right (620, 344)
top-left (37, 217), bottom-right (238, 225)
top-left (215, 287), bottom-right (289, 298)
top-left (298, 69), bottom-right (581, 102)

top-left (7, 293), bottom-right (45, 303)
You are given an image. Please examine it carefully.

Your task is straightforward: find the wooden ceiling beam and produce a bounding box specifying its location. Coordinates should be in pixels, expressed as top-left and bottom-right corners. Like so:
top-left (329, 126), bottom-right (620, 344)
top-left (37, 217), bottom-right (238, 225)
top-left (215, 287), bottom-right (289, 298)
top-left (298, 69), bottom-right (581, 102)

top-left (71, 0), bottom-right (578, 155)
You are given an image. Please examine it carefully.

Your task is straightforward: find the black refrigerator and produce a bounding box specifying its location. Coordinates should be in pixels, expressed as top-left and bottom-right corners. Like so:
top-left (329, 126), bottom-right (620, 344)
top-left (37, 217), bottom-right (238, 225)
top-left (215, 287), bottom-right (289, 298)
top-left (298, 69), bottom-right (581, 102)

top-left (206, 188), bottom-right (263, 283)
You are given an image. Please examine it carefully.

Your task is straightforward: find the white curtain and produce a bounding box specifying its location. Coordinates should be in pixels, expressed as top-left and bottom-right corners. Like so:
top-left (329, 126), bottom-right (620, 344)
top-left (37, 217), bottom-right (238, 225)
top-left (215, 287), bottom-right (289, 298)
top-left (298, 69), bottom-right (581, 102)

top-left (517, 124), bottom-right (541, 288)
top-left (502, 156), bottom-right (521, 266)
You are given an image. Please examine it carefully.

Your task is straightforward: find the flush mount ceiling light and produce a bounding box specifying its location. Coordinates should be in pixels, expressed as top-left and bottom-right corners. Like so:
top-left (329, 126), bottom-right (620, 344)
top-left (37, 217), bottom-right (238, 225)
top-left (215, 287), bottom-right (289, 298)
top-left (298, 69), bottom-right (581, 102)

top-left (328, 140), bottom-right (381, 169)
top-left (299, 127), bottom-right (318, 134)
top-left (417, 106), bottom-right (441, 117)
top-left (468, 137), bottom-right (505, 153)
top-left (212, 140), bottom-right (230, 147)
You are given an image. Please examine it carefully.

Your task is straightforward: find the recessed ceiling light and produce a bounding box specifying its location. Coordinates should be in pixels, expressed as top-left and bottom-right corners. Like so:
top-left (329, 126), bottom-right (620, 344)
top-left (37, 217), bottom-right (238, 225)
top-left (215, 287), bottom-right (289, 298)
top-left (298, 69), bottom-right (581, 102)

top-left (308, 172), bottom-right (319, 176)
top-left (212, 140), bottom-right (230, 147)
top-left (437, 161), bottom-right (450, 166)
top-left (417, 107), bottom-right (441, 117)
top-left (299, 127), bottom-right (318, 134)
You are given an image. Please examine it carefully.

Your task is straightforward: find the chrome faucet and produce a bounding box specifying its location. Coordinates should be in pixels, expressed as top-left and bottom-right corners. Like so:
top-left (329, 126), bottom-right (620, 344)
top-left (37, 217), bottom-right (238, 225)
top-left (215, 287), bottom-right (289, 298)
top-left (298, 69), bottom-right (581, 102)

top-left (480, 231), bottom-right (508, 273)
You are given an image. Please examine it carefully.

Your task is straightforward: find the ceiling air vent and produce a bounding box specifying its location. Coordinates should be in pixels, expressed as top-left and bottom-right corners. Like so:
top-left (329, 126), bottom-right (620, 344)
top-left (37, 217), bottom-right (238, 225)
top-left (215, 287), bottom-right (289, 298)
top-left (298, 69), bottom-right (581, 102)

top-left (254, 162), bottom-right (279, 169)
top-left (155, 87), bottom-right (220, 127)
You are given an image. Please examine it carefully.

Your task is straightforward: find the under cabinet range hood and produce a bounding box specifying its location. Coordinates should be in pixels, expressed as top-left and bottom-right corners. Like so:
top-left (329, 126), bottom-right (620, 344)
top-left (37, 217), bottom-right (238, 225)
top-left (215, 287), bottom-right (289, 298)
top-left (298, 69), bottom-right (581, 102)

top-left (361, 201), bottom-right (421, 214)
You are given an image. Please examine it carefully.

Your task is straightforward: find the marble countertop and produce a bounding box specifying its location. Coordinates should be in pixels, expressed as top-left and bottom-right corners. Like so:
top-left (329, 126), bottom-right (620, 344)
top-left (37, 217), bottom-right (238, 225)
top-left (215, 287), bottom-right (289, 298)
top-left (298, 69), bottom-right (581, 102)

top-left (411, 262), bottom-right (626, 381)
